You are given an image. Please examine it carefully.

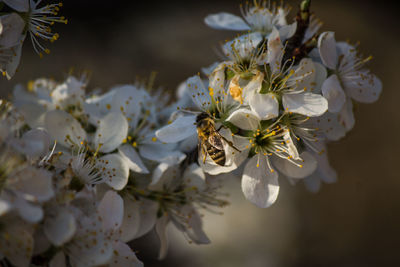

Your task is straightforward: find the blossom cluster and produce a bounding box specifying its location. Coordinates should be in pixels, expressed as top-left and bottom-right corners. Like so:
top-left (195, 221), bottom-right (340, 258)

top-left (0, 0), bottom-right (382, 266)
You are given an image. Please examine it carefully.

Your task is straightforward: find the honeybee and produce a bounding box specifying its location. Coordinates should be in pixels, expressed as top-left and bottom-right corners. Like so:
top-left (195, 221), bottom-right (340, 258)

top-left (196, 112), bottom-right (240, 166)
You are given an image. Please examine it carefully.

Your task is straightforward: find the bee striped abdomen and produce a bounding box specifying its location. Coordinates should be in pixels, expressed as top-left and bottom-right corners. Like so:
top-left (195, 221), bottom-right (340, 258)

top-left (205, 142), bottom-right (226, 166)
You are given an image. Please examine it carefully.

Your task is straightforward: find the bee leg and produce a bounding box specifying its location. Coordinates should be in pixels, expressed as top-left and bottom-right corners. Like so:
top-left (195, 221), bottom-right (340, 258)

top-left (202, 145), bottom-right (207, 163)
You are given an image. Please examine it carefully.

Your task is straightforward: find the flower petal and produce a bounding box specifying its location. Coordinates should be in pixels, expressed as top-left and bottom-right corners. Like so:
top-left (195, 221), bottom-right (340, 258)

top-left (11, 167), bottom-right (54, 202)
top-left (12, 128), bottom-right (51, 159)
top-left (0, 220), bottom-right (33, 267)
top-left (283, 93), bottom-right (328, 117)
top-left (318, 31), bottom-right (338, 69)
top-left (343, 72), bottom-right (382, 103)
top-left (119, 195), bottom-right (141, 243)
top-left (241, 156), bottom-right (279, 208)
top-left (0, 13), bottom-right (25, 47)
top-left (139, 143), bottom-right (186, 165)
top-left (179, 205), bottom-right (210, 244)
top-left (49, 252), bottom-right (66, 267)
top-left (226, 108), bottom-right (259, 131)
top-left (98, 190), bottom-right (124, 232)
top-left (94, 112), bottom-right (128, 153)
top-left (312, 62), bottom-right (328, 93)
top-left (186, 75), bottom-right (212, 111)
top-left (273, 151), bottom-right (317, 179)
top-left (44, 208), bottom-right (76, 246)
top-left (110, 241), bottom-right (144, 267)
top-left (204, 12), bottom-right (250, 31)
top-left (155, 214), bottom-right (170, 260)
top-left (3, 0), bottom-right (29, 12)
top-left (44, 110), bottom-right (87, 149)
top-left (155, 115), bottom-right (197, 143)
top-left (249, 93), bottom-right (279, 120)
top-left (119, 144), bottom-right (149, 174)
top-left (267, 28), bottom-right (284, 74)
top-left (321, 74), bottom-right (346, 113)
top-left (278, 22), bottom-right (297, 41)
top-left (134, 199), bottom-right (158, 239)
top-left (110, 85), bottom-right (148, 129)
top-left (98, 154), bottom-right (129, 190)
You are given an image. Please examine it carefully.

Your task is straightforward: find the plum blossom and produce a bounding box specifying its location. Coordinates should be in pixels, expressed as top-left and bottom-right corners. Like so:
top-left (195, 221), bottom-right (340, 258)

top-left (205, 0), bottom-right (296, 41)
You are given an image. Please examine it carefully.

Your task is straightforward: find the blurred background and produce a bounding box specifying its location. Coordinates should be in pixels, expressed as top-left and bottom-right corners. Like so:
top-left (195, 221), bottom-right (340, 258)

top-left (1, 0), bottom-right (399, 266)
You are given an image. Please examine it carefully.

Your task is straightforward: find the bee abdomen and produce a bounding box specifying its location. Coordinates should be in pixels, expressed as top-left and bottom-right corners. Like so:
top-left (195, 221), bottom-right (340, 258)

top-left (206, 144), bottom-right (226, 166)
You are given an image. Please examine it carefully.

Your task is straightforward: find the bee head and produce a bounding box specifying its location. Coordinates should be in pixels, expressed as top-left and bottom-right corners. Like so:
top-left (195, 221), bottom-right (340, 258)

top-left (196, 112), bottom-right (212, 127)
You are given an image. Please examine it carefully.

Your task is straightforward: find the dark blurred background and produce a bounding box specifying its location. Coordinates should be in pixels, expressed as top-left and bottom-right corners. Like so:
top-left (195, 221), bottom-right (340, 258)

top-left (1, 0), bottom-right (400, 266)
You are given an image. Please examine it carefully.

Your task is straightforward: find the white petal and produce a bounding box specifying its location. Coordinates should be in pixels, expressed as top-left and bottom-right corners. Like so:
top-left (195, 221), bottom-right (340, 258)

top-left (49, 252), bottom-right (66, 267)
top-left (311, 112), bottom-right (346, 141)
top-left (14, 99), bottom-right (47, 128)
top-left (209, 63), bottom-right (227, 99)
top-left (15, 197), bottom-right (43, 223)
top-left (135, 199), bottom-right (158, 238)
top-left (149, 162), bottom-right (172, 191)
top-left (283, 93), bottom-right (328, 117)
top-left (284, 131), bottom-right (300, 160)
top-left (84, 90), bottom-right (116, 124)
top-left (226, 108), bottom-right (259, 131)
top-left (98, 190), bottom-right (124, 232)
top-left (98, 154), bottom-right (129, 190)
top-left (223, 33), bottom-right (262, 60)
top-left (11, 167), bottom-right (54, 202)
top-left (241, 156), bottom-right (279, 208)
top-left (0, 221), bottom-right (33, 267)
top-left (204, 12), bottom-right (250, 31)
top-left (156, 215), bottom-right (170, 260)
top-left (314, 149), bottom-right (337, 184)
top-left (183, 163), bottom-right (206, 191)
top-left (44, 208), bottom-right (76, 246)
top-left (312, 62), bottom-right (328, 93)
top-left (51, 76), bottom-right (85, 108)
top-left (273, 151), bottom-right (317, 179)
top-left (155, 115), bottom-right (197, 143)
top-left (303, 174), bottom-right (322, 193)
top-left (68, 216), bottom-right (113, 266)
top-left (110, 241), bottom-right (144, 267)
top-left (0, 13), bottom-right (25, 47)
top-left (318, 32), bottom-right (338, 69)
top-left (44, 110), bottom-right (87, 149)
top-left (119, 144), bottom-right (149, 174)
top-left (3, 0), bottom-right (29, 12)
top-left (0, 199), bottom-right (11, 216)
top-left (12, 128), bottom-right (51, 159)
top-left (278, 22), bottom-right (297, 41)
top-left (287, 58), bottom-right (316, 92)
top-left (139, 144), bottom-right (186, 164)
top-left (186, 75), bottom-right (212, 110)
top-left (249, 93), bottom-right (279, 120)
top-left (179, 205), bottom-right (210, 244)
top-left (119, 195), bottom-right (141, 243)
top-left (338, 98), bottom-right (355, 131)
top-left (267, 28), bottom-right (284, 74)
top-left (94, 112), bottom-right (128, 153)
top-left (242, 71), bottom-right (264, 102)
top-left (344, 72), bottom-right (382, 103)
top-left (110, 85), bottom-right (147, 129)
top-left (321, 74), bottom-right (346, 113)
top-left (0, 41), bottom-right (23, 80)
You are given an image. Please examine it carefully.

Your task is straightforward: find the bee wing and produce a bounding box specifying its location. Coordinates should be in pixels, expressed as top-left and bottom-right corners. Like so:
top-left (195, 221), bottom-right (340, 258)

top-left (208, 133), bottom-right (224, 150)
